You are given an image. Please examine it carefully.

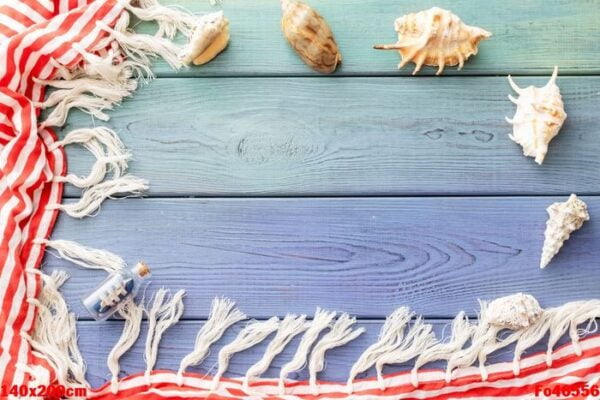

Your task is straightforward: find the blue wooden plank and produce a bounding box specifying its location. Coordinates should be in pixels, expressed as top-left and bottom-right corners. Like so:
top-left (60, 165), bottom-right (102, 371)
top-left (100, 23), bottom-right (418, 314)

top-left (132, 0), bottom-right (600, 77)
top-left (61, 76), bottom-right (600, 197)
top-left (44, 196), bottom-right (600, 319)
top-left (78, 319), bottom-right (577, 389)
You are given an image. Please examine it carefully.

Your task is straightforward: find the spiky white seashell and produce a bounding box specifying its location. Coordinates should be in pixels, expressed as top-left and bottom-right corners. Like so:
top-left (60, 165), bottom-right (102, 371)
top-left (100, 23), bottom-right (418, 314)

top-left (486, 293), bottom-right (543, 330)
top-left (373, 7), bottom-right (491, 75)
top-left (506, 67), bottom-right (567, 165)
top-left (540, 194), bottom-right (589, 269)
top-left (179, 11), bottom-right (229, 66)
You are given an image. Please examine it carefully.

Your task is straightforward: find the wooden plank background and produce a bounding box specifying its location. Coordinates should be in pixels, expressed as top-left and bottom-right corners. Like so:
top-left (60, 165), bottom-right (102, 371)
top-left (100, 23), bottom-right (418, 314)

top-left (46, 197), bottom-right (600, 319)
top-left (45, 0), bottom-right (600, 390)
top-left (62, 77), bottom-right (600, 197)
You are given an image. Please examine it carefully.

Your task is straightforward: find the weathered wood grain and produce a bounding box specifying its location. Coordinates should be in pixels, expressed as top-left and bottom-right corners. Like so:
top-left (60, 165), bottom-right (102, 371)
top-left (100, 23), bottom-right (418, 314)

top-left (45, 197), bottom-right (600, 319)
top-left (135, 0), bottom-right (600, 76)
top-left (60, 76), bottom-right (600, 197)
top-left (79, 319), bottom-right (576, 388)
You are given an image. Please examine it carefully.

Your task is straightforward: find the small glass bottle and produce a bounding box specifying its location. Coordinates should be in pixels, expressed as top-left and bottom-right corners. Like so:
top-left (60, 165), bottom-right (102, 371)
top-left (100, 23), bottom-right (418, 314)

top-left (82, 262), bottom-right (151, 321)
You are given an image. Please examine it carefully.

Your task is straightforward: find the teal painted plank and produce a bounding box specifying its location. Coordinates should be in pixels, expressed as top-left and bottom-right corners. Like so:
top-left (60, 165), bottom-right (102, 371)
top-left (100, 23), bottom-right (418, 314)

top-left (79, 319), bottom-right (577, 388)
top-left (45, 197), bottom-right (600, 319)
top-left (61, 76), bottom-right (600, 197)
top-left (135, 0), bottom-right (600, 76)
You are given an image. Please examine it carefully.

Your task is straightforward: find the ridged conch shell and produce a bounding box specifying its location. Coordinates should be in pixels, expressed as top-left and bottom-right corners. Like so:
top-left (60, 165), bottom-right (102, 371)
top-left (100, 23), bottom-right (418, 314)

top-left (280, 0), bottom-right (341, 74)
top-left (506, 67), bottom-right (567, 165)
top-left (373, 7), bottom-right (491, 75)
top-left (486, 293), bottom-right (543, 330)
top-left (541, 194), bottom-right (589, 269)
top-left (179, 11), bottom-right (229, 66)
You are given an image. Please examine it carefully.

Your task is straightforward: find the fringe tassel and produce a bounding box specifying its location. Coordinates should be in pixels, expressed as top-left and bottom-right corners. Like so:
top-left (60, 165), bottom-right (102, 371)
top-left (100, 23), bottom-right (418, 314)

top-left (546, 300), bottom-right (600, 366)
top-left (97, 14), bottom-right (184, 72)
top-left (121, 0), bottom-right (198, 39)
top-left (23, 271), bottom-right (89, 390)
top-left (512, 312), bottom-right (552, 376)
top-left (347, 307), bottom-right (412, 393)
top-left (144, 289), bottom-right (186, 385)
top-left (411, 311), bottom-right (473, 387)
top-left (243, 314), bottom-right (308, 391)
top-left (34, 238), bottom-right (125, 272)
top-left (49, 127), bottom-right (131, 188)
top-left (108, 299), bottom-right (144, 393)
top-left (375, 317), bottom-right (436, 390)
top-left (445, 303), bottom-right (501, 383)
top-left (78, 47), bottom-right (151, 84)
top-left (210, 317), bottom-right (280, 391)
top-left (308, 313), bottom-right (365, 395)
top-left (48, 174), bottom-right (149, 218)
top-left (177, 298), bottom-right (247, 386)
top-left (36, 75), bottom-right (136, 127)
top-left (278, 308), bottom-right (336, 394)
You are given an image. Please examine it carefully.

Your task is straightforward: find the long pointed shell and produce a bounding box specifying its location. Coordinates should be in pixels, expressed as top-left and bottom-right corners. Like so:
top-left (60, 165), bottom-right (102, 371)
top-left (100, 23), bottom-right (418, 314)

top-left (506, 67), bottom-right (567, 165)
top-left (281, 0), bottom-right (341, 74)
top-left (374, 7), bottom-right (491, 75)
top-left (486, 293), bottom-right (543, 330)
top-left (541, 194), bottom-right (589, 269)
top-left (179, 11), bottom-right (230, 66)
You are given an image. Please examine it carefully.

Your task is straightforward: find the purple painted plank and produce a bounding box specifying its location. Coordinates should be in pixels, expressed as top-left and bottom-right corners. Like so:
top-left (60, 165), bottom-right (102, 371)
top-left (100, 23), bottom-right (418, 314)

top-left (45, 196), bottom-right (600, 319)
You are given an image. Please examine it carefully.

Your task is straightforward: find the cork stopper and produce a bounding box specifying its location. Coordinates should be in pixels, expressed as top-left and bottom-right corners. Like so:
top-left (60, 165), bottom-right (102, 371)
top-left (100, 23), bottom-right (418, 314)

top-left (132, 261), bottom-right (151, 279)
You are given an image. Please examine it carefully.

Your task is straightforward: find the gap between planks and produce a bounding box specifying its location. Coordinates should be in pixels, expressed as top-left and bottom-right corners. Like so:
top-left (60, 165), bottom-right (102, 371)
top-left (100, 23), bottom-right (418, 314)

top-left (62, 194), bottom-right (600, 199)
top-left (149, 72), bottom-right (600, 79)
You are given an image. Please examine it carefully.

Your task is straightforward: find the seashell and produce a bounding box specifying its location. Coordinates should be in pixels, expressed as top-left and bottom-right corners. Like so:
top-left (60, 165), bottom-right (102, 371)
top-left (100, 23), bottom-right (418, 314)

top-left (506, 67), bottom-right (567, 165)
top-left (179, 11), bottom-right (229, 66)
top-left (486, 293), bottom-right (543, 330)
top-left (373, 7), bottom-right (491, 75)
top-left (280, 0), bottom-right (341, 74)
top-left (541, 194), bottom-right (589, 269)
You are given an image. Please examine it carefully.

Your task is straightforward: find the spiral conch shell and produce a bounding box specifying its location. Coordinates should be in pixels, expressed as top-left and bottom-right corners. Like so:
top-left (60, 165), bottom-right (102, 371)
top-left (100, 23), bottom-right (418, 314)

top-left (281, 0), bottom-right (341, 74)
top-left (541, 194), bottom-right (589, 269)
top-left (374, 7), bottom-right (491, 75)
top-left (506, 67), bottom-right (567, 165)
top-left (486, 293), bottom-right (543, 330)
top-left (179, 11), bottom-right (229, 66)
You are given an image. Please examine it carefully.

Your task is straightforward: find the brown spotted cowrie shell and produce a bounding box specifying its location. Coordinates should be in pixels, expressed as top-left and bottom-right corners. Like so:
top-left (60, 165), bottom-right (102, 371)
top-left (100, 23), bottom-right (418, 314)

top-left (281, 0), bottom-right (341, 74)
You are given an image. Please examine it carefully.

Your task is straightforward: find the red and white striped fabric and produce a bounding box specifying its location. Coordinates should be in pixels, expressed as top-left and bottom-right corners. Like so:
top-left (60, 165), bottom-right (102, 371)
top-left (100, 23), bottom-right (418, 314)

top-left (1, 1), bottom-right (599, 400)
top-left (0, 0), bottom-right (123, 393)
top-left (86, 335), bottom-right (600, 400)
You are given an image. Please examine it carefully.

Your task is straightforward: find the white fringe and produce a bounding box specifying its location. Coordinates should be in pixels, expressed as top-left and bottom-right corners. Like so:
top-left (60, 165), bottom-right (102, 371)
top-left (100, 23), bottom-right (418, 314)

top-left (144, 289), bottom-right (186, 385)
top-left (243, 314), bottom-right (308, 391)
top-left (78, 47), bottom-right (150, 84)
top-left (108, 298), bottom-right (144, 393)
top-left (37, 76), bottom-right (136, 128)
top-left (308, 313), bottom-right (365, 395)
top-left (445, 303), bottom-right (501, 383)
top-left (347, 307), bottom-right (412, 393)
top-left (23, 270), bottom-right (89, 390)
top-left (512, 311), bottom-right (553, 375)
top-left (546, 300), bottom-right (600, 367)
top-left (177, 298), bottom-right (247, 385)
top-left (411, 311), bottom-right (473, 387)
top-left (48, 174), bottom-right (149, 218)
top-left (97, 15), bottom-right (184, 72)
top-left (121, 0), bottom-right (198, 39)
top-left (50, 127), bottom-right (131, 188)
top-left (278, 308), bottom-right (336, 394)
top-left (34, 238), bottom-right (125, 272)
top-left (375, 317), bottom-right (436, 390)
top-left (210, 317), bottom-right (280, 391)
